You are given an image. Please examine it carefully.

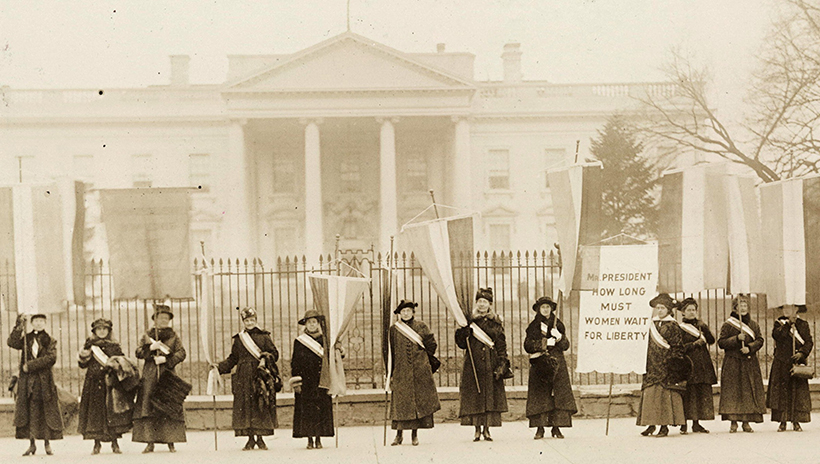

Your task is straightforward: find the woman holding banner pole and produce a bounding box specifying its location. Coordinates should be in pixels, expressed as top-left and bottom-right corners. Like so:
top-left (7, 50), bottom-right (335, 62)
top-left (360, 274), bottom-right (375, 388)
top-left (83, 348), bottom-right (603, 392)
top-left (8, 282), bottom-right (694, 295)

top-left (455, 288), bottom-right (511, 442)
top-left (290, 310), bottom-right (334, 450)
top-left (677, 298), bottom-right (717, 434)
top-left (717, 294), bottom-right (765, 433)
top-left (637, 293), bottom-right (688, 437)
top-left (524, 296), bottom-right (577, 439)
top-left (388, 300), bottom-right (441, 446)
top-left (767, 304), bottom-right (813, 432)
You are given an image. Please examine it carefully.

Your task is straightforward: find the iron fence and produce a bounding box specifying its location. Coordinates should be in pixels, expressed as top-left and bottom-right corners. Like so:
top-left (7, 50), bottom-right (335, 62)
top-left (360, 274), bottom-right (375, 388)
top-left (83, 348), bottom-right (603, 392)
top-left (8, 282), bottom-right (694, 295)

top-left (0, 252), bottom-right (816, 398)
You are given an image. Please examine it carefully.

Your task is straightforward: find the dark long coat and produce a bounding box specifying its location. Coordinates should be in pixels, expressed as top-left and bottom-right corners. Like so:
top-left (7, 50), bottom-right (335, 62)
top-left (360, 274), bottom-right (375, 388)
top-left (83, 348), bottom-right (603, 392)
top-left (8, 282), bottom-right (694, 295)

top-left (218, 327), bottom-right (279, 435)
top-left (766, 317), bottom-right (814, 419)
top-left (7, 326), bottom-right (64, 440)
top-left (77, 336), bottom-right (132, 440)
top-left (717, 313), bottom-right (766, 417)
top-left (524, 314), bottom-right (577, 418)
top-left (291, 333), bottom-right (334, 438)
top-left (680, 318), bottom-right (717, 385)
top-left (455, 314), bottom-right (509, 417)
top-left (389, 319), bottom-right (441, 422)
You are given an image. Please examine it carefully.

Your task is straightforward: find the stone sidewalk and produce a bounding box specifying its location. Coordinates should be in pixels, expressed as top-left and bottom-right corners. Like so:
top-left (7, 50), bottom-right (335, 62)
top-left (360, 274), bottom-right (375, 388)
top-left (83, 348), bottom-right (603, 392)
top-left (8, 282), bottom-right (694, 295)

top-left (0, 414), bottom-right (818, 464)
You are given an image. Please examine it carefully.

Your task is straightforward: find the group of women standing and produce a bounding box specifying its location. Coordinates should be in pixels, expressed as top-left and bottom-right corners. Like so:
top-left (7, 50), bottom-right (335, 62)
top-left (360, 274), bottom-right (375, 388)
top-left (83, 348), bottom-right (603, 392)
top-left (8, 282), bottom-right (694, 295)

top-left (638, 293), bottom-right (814, 437)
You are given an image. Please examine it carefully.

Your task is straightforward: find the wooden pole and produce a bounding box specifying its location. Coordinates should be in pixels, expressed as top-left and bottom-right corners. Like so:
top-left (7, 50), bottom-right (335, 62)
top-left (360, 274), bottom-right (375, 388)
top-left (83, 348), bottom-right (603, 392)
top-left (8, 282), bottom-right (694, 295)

top-left (334, 396), bottom-right (339, 448)
top-left (605, 372), bottom-right (614, 436)
top-left (212, 395), bottom-right (218, 450)
top-left (383, 236), bottom-right (395, 446)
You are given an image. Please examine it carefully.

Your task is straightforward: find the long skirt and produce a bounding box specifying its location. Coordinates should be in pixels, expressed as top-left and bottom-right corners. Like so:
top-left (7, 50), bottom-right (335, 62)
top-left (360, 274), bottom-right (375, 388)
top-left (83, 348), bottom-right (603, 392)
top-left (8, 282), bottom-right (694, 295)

top-left (234, 427), bottom-right (275, 437)
top-left (132, 418), bottom-right (187, 444)
top-left (460, 412), bottom-right (502, 427)
top-left (529, 410), bottom-right (573, 428)
top-left (392, 414), bottom-right (434, 430)
top-left (636, 385), bottom-right (685, 426)
top-left (682, 383), bottom-right (715, 421)
top-left (17, 387), bottom-right (63, 440)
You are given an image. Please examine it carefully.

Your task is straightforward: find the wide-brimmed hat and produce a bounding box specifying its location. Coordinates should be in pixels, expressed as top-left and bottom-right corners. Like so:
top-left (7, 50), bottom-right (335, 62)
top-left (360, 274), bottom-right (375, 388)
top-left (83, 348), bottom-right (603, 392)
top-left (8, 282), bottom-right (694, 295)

top-left (239, 307), bottom-right (257, 320)
top-left (678, 297), bottom-right (698, 311)
top-left (777, 304), bottom-right (809, 314)
top-left (298, 309), bottom-right (324, 325)
top-left (394, 300), bottom-right (418, 315)
top-left (649, 293), bottom-right (675, 310)
top-left (151, 304), bottom-right (174, 320)
top-left (91, 318), bottom-right (113, 331)
top-left (532, 296), bottom-right (557, 312)
top-left (475, 287), bottom-right (493, 303)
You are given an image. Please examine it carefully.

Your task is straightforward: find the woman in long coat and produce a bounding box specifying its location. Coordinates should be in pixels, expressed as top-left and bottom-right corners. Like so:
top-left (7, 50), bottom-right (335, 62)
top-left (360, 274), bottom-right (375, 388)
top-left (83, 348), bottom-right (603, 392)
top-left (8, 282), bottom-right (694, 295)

top-left (637, 293), bottom-right (687, 437)
top-left (291, 310), bottom-right (334, 449)
top-left (7, 314), bottom-right (63, 456)
top-left (389, 300), bottom-right (441, 446)
top-left (677, 298), bottom-right (717, 434)
top-left (78, 318), bottom-right (132, 454)
top-left (133, 305), bottom-right (187, 453)
top-left (717, 294), bottom-right (765, 433)
top-left (455, 288), bottom-right (510, 442)
top-left (216, 307), bottom-right (279, 450)
top-left (767, 304), bottom-right (813, 431)
top-left (524, 296), bottom-right (576, 439)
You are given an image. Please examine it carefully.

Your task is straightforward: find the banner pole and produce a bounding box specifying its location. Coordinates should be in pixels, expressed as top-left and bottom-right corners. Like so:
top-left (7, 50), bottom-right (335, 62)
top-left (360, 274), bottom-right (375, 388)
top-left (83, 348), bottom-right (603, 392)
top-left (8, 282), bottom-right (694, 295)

top-left (606, 372), bottom-right (614, 436)
top-left (213, 394), bottom-right (218, 450)
top-left (334, 395), bottom-right (339, 448)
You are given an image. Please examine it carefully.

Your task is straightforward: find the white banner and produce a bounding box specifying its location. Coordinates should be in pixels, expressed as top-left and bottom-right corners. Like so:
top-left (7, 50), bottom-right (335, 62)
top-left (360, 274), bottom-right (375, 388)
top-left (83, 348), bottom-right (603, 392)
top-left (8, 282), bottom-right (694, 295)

top-left (576, 244), bottom-right (658, 374)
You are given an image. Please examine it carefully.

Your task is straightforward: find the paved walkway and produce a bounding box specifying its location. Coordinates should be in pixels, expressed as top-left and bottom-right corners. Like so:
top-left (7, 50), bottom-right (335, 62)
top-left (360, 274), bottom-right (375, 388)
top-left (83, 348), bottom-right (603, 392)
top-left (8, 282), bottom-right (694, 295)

top-left (1, 414), bottom-right (818, 463)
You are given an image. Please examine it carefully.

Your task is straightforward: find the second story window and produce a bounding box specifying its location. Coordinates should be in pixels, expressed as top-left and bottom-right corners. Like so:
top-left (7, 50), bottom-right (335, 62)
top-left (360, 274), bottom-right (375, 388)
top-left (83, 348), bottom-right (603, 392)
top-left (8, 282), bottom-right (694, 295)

top-left (405, 155), bottom-right (428, 192)
top-left (487, 149), bottom-right (510, 190)
top-left (131, 154), bottom-right (153, 188)
top-left (340, 161), bottom-right (361, 193)
top-left (188, 154), bottom-right (211, 193)
top-left (273, 157), bottom-right (296, 194)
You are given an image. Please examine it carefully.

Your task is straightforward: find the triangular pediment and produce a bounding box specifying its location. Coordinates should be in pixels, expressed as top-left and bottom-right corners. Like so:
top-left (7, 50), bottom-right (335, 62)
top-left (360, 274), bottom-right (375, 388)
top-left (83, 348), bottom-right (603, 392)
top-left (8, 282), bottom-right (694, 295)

top-left (225, 32), bottom-right (475, 93)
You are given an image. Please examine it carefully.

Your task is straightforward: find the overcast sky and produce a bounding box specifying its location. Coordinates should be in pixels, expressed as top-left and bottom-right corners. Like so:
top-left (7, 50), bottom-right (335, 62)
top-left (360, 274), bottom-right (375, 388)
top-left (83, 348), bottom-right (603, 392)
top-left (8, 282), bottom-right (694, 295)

top-left (1, 0), bottom-right (777, 118)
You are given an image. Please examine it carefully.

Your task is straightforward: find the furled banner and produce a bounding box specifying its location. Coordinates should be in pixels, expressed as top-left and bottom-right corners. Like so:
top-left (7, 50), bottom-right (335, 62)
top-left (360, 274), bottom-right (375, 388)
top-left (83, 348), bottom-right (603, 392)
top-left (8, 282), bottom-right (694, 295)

top-left (547, 162), bottom-right (603, 296)
top-left (197, 256), bottom-right (221, 395)
top-left (759, 175), bottom-right (820, 309)
top-left (658, 164), bottom-right (729, 293)
top-left (725, 175), bottom-right (763, 294)
top-left (576, 244), bottom-right (658, 374)
top-left (400, 214), bottom-right (474, 327)
top-left (0, 182), bottom-right (84, 314)
top-left (310, 274), bottom-right (370, 397)
top-left (100, 188), bottom-right (192, 300)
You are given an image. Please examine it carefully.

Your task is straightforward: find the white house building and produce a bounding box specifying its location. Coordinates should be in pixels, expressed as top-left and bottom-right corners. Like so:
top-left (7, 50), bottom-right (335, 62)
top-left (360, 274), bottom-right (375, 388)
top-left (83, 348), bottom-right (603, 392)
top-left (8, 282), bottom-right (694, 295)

top-left (0, 32), bottom-right (684, 262)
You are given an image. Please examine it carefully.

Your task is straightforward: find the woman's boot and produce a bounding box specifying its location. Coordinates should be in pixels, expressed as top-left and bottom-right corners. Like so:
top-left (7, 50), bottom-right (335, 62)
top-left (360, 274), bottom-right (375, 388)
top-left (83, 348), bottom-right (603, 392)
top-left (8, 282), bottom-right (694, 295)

top-left (92, 440), bottom-right (102, 455)
top-left (23, 438), bottom-right (36, 456)
top-left (391, 430), bottom-right (403, 446)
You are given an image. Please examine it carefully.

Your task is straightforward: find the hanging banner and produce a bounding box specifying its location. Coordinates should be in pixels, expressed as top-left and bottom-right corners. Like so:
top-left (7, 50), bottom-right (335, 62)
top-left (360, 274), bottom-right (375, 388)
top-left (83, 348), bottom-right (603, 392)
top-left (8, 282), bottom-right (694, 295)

top-left (576, 244), bottom-right (658, 374)
top-left (725, 175), bottom-right (763, 294)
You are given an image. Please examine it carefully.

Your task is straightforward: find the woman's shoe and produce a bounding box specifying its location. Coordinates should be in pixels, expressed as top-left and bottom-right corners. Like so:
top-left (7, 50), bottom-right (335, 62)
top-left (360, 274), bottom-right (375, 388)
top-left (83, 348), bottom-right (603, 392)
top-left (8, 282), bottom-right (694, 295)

top-left (306, 438), bottom-right (314, 449)
top-left (44, 442), bottom-right (53, 456)
top-left (656, 426), bottom-right (669, 437)
top-left (111, 440), bottom-right (122, 454)
top-left (741, 422), bottom-right (753, 433)
top-left (692, 423), bottom-right (709, 433)
top-left (778, 422), bottom-right (787, 432)
top-left (315, 438), bottom-right (323, 449)
top-left (22, 444), bottom-right (36, 456)
top-left (551, 427), bottom-right (564, 439)
top-left (482, 429), bottom-right (493, 442)
top-left (256, 437), bottom-right (268, 450)
top-left (142, 443), bottom-right (154, 454)
top-left (729, 421), bottom-right (738, 433)
top-left (640, 425), bottom-right (656, 436)
top-left (242, 437), bottom-right (255, 451)
top-left (411, 435), bottom-right (419, 446)
top-left (168, 443), bottom-right (176, 453)
top-left (793, 422), bottom-right (803, 432)
top-left (473, 429), bottom-right (481, 442)
top-left (679, 424), bottom-right (688, 434)
top-left (391, 434), bottom-right (403, 446)
top-left (534, 427), bottom-right (545, 439)
top-left (92, 441), bottom-right (102, 455)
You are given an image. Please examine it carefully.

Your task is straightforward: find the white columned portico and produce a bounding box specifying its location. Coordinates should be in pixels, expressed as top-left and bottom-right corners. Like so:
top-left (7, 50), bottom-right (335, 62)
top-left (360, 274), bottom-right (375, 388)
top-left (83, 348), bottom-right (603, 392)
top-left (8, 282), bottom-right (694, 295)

top-left (378, 117), bottom-right (398, 253)
top-left (303, 119), bottom-right (323, 266)
top-left (224, 119), bottom-right (253, 258)
top-left (452, 116), bottom-right (472, 210)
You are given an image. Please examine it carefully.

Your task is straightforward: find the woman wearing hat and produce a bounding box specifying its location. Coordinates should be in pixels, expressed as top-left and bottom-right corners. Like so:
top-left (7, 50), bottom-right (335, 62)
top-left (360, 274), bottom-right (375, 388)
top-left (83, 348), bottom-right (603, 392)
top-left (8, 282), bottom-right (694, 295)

top-left (717, 294), bottom-right (765, 433)
top-left (637, 293), bottom-right (687, 437)
top-left (132, 304), bottom-right (187, 453)
top-left (78, 318), bottom-right (131, 454)
top-left (677, 298), bottom-right (717, 434)
top-left (7, 313), bottom-right (63, 456)
top-left (388, 300), bottom-right (441, 446)
top-left (524, 296), bottom-right (576, 439)
top-left (455, 287), bottom-right (510, 442)
top-left (291, 310), bottom-right (334, 449)
top-left (215, 307), bottom-right (280, 450)
top-left (767, 304), bottom-right (813, 432)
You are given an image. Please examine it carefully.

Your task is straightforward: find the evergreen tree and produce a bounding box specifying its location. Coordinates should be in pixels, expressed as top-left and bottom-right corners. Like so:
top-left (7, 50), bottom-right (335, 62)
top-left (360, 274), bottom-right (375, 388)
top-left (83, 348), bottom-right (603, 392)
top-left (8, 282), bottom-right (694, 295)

top-left (590, 115), bottom-right (659, 239)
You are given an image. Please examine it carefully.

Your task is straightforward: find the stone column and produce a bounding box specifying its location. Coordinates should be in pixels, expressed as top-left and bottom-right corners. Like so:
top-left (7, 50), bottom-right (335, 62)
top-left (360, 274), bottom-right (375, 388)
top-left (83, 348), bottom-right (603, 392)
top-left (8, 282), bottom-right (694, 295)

top-left (378, 117), bottom-right (398, 253)
top-left (224, 119), bottom-right (253, 258)
top-left (303, 119), bottom-right (323, 266)
top-left (451, 116), bottom-right (472, 210)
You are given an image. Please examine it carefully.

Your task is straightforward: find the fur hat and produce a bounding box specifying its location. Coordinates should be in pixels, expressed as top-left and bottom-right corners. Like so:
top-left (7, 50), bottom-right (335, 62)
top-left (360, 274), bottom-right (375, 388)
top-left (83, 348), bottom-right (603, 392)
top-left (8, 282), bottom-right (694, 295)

top-left (151, 304), bottom-right (174, 320)
top-left (532, 296), bottom-right (557, 312)
top-left (298, 309), bottom-right (324, 325)
top-left (91, 318), bottom-right (113, 331)
top-left (678, 297), bottom-right (698, 311)
top-left (394, 300), bottom-right (418, 315)
top-left (649, 293), bottom-right (675, 310)
top-left (475, 287), bottom-right (494, 303)
top-left (239, 307), bottom-right (257, 320)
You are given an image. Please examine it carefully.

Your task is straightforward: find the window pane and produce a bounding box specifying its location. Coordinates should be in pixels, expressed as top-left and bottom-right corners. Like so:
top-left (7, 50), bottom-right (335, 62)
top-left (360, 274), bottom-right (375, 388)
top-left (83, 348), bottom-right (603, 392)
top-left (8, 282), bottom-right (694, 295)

top-left (487, 149), bottom-right (509, 190)
top-left (189, 154), bottom-right (210, 193)
top-left (405, 155), bottom-right (427, 192)
top-left (340, 161), bottom-right (360, 193)
top-left (273, 157), bottom-right (296, 193)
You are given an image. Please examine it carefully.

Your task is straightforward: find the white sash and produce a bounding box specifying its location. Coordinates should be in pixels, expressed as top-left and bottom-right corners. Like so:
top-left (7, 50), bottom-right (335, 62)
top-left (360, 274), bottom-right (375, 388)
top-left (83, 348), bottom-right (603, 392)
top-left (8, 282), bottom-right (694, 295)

top-left (90, 345), bottom-right (109, 366)
top-left (394, 321), bottom-right (425, 349)
top-left (238, 331), bottom-right (263, 360)
top-left (469, 322), bottom-right (495, 348)
top-left (679, 322), bottom-right (706, 343)
top-left (780, 320), bottom-right (807, 345)
top-left (148, 337), bottom-right (171, 355)
top-left (726, 317), bottom-right (756, 340)
top-left (649, 316), bottom-right (674, 350)
top-left (297, 334), bottom-right (324, 358)
top-left (540, 322), bottom-right (550, 336)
